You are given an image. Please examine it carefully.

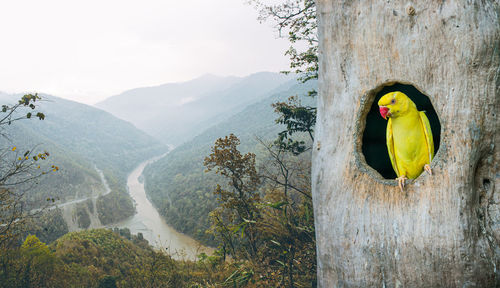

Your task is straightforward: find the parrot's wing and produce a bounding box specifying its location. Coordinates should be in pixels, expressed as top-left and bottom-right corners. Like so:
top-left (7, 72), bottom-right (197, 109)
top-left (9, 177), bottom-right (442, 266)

top-left (419, 111), bottom-right (435, 164)
top-left (386, 118), bottom-right (400, 177)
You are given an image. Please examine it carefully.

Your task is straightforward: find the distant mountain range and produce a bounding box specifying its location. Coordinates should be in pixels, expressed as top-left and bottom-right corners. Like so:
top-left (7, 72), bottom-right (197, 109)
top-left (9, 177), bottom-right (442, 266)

top-left (96, 72), bottom-right (294, 145)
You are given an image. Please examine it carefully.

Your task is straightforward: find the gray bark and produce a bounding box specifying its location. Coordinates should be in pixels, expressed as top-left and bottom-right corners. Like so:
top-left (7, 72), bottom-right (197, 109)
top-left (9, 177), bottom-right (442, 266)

top-left (313, 1), bottom-right (499, 287)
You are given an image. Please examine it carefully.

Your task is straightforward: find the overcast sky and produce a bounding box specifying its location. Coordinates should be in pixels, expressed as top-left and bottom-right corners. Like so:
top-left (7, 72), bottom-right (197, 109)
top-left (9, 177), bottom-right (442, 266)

top-left (0, 0), bottom-right (290, 104)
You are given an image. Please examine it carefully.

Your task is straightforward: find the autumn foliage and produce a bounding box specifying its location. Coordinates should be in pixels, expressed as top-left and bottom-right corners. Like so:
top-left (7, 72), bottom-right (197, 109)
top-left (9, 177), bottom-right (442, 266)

top-left (204, 133), bottom-right (316, 287)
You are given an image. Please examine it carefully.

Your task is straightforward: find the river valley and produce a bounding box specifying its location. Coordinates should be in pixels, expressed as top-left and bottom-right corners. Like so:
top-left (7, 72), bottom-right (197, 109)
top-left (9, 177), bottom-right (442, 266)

top-left (51, 157), bottom-right (214, 261)
top-left (110, 158), bottom-right (214, 260)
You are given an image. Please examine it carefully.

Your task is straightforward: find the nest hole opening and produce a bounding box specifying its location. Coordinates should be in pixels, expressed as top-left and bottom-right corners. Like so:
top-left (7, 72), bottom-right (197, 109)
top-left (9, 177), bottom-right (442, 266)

top-left (482, 178), bottom-right (491, 191)
top-left (361, 82), bottom-right (441, 179)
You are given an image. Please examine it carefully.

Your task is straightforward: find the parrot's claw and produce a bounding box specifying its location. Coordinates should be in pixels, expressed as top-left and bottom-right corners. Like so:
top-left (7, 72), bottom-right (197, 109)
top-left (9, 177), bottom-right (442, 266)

top-left (396, 176), bottom-right (408, 192)
top-left (424, 164), bottom-right (432, 175)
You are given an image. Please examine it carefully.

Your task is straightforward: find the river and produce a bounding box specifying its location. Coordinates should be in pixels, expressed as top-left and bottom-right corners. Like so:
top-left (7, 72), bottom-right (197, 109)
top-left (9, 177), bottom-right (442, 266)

top-left (111, 157), bottom-right (214, 261)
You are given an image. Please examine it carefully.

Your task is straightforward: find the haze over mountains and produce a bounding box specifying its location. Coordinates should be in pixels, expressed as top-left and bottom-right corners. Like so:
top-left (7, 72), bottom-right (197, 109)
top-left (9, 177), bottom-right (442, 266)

top-left (96, 72), bottom-right (294, 145)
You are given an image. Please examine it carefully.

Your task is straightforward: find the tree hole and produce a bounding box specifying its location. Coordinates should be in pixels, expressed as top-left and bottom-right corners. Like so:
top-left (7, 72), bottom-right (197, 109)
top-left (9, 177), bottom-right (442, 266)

top-left (482, 178), bottom-right (491, 191)
top-left (361, 82), bottom-right (441, 179)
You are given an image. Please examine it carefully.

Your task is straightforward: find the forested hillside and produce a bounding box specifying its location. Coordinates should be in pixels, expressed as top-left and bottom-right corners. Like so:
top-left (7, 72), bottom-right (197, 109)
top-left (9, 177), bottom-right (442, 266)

top-left (143, 80), bottom-right (316, 244)
top-left (0, 93), bottom-right (166, 225)
top-left (97, 72), bottom-right (293, 145)
top-left (0, 229), bottom-right (227, 287)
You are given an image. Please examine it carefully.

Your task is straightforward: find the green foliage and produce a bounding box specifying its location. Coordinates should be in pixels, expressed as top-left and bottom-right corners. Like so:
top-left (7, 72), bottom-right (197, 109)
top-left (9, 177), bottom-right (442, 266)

top-left (247, 7), bottom-right (318, 285)
top-left (0, 235), bottom-right (62, 288)
top-left (96, 191), bottom-right (134, 225)
top-left (3, 133), bottom-right (316, 287)
top-left (0, 93), bottom-right (45, 128)
top-left (98, 276), bottom-right (118, 288)
top-left (24, 208), bottom-right (69, 244)
top-left (0, 229), bottom-right (240, 287)
top-left (113, 227), bottom-right (132, 241)
top-left (253, 0), bottom-right (317, 83)
top-left (253, 0), bottom-right (318, 156)
top-left (19, 235), bottom-right (57, 287)
top-left (52, 229), bottom-right (168, 286)
top-left (273, 95), bottom-right (316, 154)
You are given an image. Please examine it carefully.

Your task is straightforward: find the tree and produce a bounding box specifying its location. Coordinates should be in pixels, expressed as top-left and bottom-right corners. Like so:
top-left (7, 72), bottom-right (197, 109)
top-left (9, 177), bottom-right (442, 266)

top-left (0, 94), bottom-right (53, 248)
top-left (203, 133), bottom-right (317, 286)
top-left (252, 0), bottom-right (317, 82)
top-left (204, 134), bottom-right (262, 259)
top-left (272, 95), bottom-right (316, 154)
top-left (313, 1), bottom-right (499, 286)
top-left (0, 234), bottom-right (60, 287)
top-left (98, 275), bottom-right (117, 288)
top-left (252, 0), bottom-right (318, 154)
top-left (19, 235), bottom-right (57, 287)
top-left (257, 139), bottom-right (316, 287)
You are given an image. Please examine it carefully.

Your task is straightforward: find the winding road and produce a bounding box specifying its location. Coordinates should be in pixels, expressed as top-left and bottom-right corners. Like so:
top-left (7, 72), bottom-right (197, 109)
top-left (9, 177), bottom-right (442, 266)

top-left (47, 166), bottom-right (111, 210)
top-left (40, 156), bottom-right (213, 260)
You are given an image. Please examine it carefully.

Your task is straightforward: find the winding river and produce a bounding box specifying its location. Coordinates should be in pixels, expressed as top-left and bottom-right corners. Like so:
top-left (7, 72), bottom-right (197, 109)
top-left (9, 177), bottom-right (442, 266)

top-left (111, 158), bottom-right (214, 261)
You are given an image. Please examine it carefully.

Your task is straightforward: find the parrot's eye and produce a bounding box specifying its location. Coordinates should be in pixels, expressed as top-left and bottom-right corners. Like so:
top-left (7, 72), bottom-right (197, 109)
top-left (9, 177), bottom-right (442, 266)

top-left (391, 99), bottom-right (396, 104)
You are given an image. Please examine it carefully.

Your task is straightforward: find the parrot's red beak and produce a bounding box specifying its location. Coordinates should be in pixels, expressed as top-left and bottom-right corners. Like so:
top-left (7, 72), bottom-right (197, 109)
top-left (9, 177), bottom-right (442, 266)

top-left (379, 106), bottom-right (390, 120)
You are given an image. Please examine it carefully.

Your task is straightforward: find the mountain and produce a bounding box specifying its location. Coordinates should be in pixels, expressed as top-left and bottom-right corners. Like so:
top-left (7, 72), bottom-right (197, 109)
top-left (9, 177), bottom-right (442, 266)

top-left (96, 72), bottom-right (294, 145)
top-left (142, 80), bottom-right (316, 244)
top-left (0, 93), bottom-right (166, 226)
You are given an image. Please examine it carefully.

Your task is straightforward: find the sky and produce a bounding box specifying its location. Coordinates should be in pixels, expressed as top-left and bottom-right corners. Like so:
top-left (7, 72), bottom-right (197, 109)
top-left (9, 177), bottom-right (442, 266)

top-left (0, 0), bottom-right (290, 104)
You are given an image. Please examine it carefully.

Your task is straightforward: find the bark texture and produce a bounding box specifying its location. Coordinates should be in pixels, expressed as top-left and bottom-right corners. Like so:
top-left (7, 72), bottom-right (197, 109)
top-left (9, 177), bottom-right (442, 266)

top-left (313, 1), bottom-right (499, 287)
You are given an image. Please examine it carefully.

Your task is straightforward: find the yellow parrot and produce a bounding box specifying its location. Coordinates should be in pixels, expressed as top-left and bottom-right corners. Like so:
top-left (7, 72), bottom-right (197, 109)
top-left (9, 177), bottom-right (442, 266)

top-left (377, 91), bottom-right (434, 191)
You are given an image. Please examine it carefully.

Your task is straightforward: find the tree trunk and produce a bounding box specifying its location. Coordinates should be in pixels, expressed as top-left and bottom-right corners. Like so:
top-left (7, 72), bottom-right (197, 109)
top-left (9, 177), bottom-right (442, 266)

top-left (313, 1), bottom-right (499, 287)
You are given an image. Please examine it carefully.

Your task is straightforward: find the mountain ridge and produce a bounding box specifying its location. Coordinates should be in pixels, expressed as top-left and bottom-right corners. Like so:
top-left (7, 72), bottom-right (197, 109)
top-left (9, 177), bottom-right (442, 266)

top-left (96, 72), bottom-right (294, 145)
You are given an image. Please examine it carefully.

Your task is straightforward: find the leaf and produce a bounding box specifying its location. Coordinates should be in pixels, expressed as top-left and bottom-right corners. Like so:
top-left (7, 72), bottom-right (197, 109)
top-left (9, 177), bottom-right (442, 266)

top-left (240, 224), bottom-right (246, 238)
top-left (266, 201), bottom-right (288, 210)
top-left (224, 268), bottom-right (241, 283)
top-left (242, 218), bottom-right (256, 224)
top-left (305, 205), bottom-right (310, 222)
top-left (36, 112), bottom-right (45, 120)
top-left (270, 240), bottom-right (281, 246)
